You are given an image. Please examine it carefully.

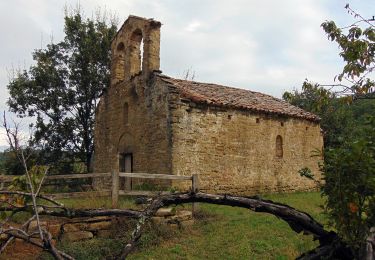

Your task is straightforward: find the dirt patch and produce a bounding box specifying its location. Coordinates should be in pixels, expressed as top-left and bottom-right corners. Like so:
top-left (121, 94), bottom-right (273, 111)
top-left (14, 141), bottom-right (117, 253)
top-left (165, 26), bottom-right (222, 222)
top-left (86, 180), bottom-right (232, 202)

top-left (0, 239), bottom-right (42, 260)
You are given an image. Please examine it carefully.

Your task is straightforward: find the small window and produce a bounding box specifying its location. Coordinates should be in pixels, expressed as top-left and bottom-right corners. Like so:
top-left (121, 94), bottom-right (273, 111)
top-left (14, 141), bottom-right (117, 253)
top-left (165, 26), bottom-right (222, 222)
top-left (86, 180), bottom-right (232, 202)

top-left (117, 42), bottom-right (125, 51)
top-left (280, 122), bottom-right (284, 127)
top-left (276, 135), bottom-right (283, 158)
top-left (256, 118), bottom-right (260, 123)
top-left (123, 102), bottom-right (129, 125)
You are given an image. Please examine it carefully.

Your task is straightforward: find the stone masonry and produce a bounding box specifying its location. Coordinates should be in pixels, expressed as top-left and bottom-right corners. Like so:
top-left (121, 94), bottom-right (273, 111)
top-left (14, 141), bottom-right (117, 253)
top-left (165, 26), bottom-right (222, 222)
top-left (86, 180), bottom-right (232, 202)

top-left (93, 15), bottom-right (323, 195)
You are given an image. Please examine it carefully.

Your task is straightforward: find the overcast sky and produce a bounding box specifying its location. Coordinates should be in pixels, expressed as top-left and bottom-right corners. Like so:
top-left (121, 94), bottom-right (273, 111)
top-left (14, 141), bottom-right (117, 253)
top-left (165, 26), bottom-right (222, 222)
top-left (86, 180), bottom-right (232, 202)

top-left (0, 0), bottom-right (373, 147)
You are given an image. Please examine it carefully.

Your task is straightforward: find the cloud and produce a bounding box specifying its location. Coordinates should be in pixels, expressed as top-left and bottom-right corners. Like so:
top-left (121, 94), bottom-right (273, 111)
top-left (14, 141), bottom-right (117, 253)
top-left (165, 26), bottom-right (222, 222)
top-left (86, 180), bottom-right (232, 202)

top-left (0, 0), bottom-right (373, 145)
top-left (185, 21), bottom-right (203, 32)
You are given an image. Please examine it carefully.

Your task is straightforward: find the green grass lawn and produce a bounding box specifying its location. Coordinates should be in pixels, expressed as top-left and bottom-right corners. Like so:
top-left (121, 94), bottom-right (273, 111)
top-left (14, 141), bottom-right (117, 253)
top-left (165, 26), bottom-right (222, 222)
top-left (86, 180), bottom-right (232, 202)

top-left (45, 191), bottom-right (326, 260)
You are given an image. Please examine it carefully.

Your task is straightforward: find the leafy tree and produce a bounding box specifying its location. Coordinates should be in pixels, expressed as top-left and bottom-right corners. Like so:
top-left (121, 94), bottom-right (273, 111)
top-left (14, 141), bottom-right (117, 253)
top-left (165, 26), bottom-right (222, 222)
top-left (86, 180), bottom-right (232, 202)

top-left (7, 8), bottom-right (117, 172)
top-left (321, 4), bottom-right (374, 98)
top-left (283, 81), bottom-right (334, 114)
top-left (2, 149), bottom-right (37, 175)
top-left (285, 4), bottom-right (375, 257)
top-left (283, 82), bottom-right (356, 148)
top-left (322, 121), bottom-right (375, 254)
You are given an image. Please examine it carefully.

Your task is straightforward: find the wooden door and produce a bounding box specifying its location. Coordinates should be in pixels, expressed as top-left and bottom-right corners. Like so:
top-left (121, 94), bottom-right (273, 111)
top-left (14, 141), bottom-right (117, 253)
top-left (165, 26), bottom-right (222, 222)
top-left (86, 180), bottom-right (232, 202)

top-left (119, 153), bottom-right (132, 190)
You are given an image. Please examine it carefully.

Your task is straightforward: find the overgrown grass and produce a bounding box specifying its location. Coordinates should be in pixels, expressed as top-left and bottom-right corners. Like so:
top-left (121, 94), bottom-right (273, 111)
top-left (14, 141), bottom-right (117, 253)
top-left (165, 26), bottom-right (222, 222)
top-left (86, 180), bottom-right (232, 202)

top-left (59, 195), bottom-right (139, 210)
top-left (40, 191), bottom-right (325, 260)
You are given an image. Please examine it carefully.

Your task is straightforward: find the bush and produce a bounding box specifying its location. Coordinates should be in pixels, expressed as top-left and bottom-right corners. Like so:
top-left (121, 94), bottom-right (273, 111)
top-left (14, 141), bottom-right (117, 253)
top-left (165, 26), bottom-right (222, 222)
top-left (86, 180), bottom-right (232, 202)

top-left (321, 117), bottom-right (375, 255)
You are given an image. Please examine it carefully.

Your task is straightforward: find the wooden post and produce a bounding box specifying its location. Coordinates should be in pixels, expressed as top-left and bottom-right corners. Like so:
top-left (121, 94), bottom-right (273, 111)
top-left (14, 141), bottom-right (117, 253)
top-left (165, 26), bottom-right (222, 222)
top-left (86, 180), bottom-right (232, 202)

top-left (192, 174), bottom-right (199, 214)
top-left (192, 174), bottom-right (199, 193)
top-left (111, 170), bottom-right (119, 208)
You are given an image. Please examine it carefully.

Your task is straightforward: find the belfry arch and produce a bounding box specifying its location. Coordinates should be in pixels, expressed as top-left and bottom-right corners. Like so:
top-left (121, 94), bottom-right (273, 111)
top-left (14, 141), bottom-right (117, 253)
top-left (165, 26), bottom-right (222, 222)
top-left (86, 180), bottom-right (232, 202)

top-left (110, 16), bottom-right (161, 83)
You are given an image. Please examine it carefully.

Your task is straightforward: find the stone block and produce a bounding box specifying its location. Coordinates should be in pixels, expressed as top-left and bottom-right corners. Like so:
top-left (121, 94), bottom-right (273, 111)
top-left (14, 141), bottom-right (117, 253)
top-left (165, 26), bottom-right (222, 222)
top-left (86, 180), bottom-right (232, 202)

top-left (29, 220), bottom-right (47, 231)
top-left (169, 223), bottom-right (179, 229)
top-left (151, 216), bottom-right (166, 225)
top-left (88, 221), bottom-right (112, 231)
top-left (61, 231), bottom-right (93, 242)
top-left (155, 207), bottom-right (175, 217)
top-left (63, 223), bottom-right (87, 232)
top-left (175, 210), bottom-right (192, 221)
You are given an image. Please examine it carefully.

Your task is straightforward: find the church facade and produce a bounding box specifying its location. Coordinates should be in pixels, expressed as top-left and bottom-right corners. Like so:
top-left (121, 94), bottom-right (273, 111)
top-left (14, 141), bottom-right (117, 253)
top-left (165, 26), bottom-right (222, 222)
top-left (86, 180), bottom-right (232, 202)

top-left (93, 16), bottom-right (323, 195)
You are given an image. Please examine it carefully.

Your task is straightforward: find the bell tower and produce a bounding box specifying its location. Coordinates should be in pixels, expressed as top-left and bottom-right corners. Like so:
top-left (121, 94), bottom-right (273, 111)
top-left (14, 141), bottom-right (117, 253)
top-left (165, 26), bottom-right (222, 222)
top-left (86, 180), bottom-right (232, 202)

top-left (111, 15), bottom-right (162, 84)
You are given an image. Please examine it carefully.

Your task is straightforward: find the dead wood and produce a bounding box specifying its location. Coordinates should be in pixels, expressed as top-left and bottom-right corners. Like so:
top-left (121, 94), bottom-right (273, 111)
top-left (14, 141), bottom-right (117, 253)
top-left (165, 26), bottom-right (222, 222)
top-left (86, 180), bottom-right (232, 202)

top-left (2, 228), bottom-right (74, 260)
top-left (118, 192), bottom-right (337, 259)
top-left (1, 190), bottom-right (363, 259)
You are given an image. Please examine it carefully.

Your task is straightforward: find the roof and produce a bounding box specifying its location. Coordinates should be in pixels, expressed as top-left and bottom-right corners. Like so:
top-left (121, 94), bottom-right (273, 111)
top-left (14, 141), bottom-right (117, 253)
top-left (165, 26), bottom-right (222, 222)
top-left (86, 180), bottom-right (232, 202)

top-left (157, 75), bottom-right (320, 122)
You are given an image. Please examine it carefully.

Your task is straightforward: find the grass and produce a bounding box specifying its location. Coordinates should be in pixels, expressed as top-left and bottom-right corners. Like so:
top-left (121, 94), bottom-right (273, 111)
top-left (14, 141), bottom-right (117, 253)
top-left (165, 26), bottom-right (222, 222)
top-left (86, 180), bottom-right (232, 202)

top-left (39, 191), bottom-right (326, 260)
top-left (59, 195), bottom-right (140, 210)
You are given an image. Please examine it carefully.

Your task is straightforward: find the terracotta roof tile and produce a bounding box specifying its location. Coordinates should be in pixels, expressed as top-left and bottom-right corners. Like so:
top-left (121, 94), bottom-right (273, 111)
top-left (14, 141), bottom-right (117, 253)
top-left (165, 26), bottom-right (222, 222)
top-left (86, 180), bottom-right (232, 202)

top-left (158, 75), bottom-right (320, 122)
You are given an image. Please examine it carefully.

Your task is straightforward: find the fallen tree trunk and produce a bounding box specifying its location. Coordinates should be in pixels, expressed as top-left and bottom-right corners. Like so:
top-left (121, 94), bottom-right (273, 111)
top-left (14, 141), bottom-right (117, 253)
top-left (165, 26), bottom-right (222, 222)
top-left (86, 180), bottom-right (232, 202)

top-left (118, 192), bottom-right (339, 259)
top-left (2, 191), bottom-right (353, 259)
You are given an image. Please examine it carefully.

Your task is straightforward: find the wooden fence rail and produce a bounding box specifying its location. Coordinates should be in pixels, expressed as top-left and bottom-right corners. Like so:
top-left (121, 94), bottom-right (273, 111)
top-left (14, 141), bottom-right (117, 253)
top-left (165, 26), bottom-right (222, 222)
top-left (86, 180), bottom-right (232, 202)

top-left (0, 172), bottom-right (199, 209)
top-left (0, 173), bottom-right (111, 182)
top-left (112, 172), bottom-right (198, 208)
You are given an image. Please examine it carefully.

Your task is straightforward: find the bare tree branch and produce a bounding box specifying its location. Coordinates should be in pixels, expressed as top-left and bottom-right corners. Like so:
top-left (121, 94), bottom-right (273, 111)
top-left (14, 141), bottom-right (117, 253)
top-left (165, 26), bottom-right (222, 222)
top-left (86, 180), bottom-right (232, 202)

top-left (118, 192), bottom-right (336, 259)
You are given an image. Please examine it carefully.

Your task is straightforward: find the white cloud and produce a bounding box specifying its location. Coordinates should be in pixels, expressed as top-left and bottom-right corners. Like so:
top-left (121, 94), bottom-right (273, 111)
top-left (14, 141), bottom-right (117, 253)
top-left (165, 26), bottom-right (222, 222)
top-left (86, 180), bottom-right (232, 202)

top-left (185, 21), bottom-right (202, 32)
top-left (0, 0), bottom-right (373, 145)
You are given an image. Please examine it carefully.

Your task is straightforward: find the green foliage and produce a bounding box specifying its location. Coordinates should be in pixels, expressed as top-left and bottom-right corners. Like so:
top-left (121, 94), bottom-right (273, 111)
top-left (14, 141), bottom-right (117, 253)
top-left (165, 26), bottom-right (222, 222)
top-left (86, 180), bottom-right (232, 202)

top-left (8, 165), bottom-right (47, 192)
top-left (321, 5), bottom-right (374, 95)
top-left (286, 84), bottom-right (375, 257)
top-left (322, 127), bottom-right (375, 252)
top-left (283, 81), bottom-right (334, 114)
top-left (1, 148), bottom-right (38, 175)
top-left (7, 8), bottom-right (117, 171)
top-left (283, 81), bottom-right (366, 148)
top-left (286, 5), bottom-right (375, 256)
top-left (298, 167), bottom-right (314, 180)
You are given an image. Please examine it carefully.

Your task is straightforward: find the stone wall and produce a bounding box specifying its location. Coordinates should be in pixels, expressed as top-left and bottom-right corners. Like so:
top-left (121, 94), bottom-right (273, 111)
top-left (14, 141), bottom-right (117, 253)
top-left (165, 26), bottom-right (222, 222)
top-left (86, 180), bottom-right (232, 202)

top-left (94, 76), bottom-right (172, 189)
top-left (169, 102), bottom-right (323, 195)
top-left (94, 16), bottom-right (171, 189)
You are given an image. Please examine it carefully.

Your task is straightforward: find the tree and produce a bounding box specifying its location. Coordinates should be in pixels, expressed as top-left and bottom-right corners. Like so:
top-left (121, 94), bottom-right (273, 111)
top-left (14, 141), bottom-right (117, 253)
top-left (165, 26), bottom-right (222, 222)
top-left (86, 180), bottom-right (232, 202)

top-left (283, 82), bottom-right (357, 148)
top-left (321, 4), bottom-right (374, 99)
top-left (284, 4), bottom-right (375, 258)
top-left (7, 8), bottom-right (118, 172)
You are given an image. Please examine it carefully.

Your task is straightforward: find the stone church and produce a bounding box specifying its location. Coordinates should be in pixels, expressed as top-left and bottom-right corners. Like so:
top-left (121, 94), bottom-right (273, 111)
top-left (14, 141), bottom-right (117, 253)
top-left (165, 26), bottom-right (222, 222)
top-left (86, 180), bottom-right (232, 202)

top-left (93, 15), bottom-right (323, 195)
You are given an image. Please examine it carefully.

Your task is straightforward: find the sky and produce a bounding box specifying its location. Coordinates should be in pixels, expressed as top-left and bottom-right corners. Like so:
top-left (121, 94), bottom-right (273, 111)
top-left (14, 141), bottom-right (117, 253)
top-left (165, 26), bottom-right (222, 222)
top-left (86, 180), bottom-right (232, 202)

top-left (0, 0), bottom-right (374, 147)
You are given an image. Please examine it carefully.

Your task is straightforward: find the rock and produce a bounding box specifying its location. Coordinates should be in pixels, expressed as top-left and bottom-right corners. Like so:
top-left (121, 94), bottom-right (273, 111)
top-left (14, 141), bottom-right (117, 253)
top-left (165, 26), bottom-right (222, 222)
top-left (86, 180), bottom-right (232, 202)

top-left (175, 210), bottom-right (192, 221)
top-left (63, 223), bottom-right (86, 232)
top-left (29, 221), bottom-right (47, 231)
top-left (169, 223), bottom-right (179, 229)
top-left (88, 221), bottom-right (112, 231)
top-left (155, 207), bottom-right (175, 217)
top-left (61, 231), bottom-right (93, 242)
top-left (151, 216), bottom-right (166, 225)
